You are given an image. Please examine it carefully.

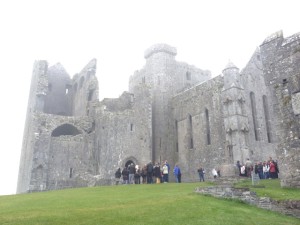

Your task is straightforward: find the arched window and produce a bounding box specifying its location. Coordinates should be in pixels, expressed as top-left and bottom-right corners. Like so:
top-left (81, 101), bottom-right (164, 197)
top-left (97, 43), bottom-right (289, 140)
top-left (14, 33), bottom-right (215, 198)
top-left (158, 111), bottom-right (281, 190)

top-left (205, 108), bottom-right (211, 145)
top-left (51, 124), bottom-right (81, 137)
top-left (263, 95), bottom-right (271, 143)
top-left (250, 92), bottom-right (259, 141)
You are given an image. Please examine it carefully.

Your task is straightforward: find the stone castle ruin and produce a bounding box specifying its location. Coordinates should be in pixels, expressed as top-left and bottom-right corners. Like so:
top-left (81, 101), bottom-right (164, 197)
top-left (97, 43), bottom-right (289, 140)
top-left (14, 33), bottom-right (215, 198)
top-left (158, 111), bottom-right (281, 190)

top-left (17, 30), bottom-right (300, 193)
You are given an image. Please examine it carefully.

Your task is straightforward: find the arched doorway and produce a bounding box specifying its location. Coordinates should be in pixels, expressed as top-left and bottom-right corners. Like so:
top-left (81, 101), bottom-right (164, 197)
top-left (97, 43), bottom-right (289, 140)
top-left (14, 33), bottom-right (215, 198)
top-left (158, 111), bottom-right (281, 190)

top-left (125, 160), bottom-right (135, 168)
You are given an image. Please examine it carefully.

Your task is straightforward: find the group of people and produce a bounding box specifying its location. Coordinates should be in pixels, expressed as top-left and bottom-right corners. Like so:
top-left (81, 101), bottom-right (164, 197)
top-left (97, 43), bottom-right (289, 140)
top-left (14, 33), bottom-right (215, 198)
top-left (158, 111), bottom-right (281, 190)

top-left (114, 160), bottom-right (182, 185)
top-left (236, 157), bottom-right (279, 179)
top-left (197, 167), bottom-right (220, 182)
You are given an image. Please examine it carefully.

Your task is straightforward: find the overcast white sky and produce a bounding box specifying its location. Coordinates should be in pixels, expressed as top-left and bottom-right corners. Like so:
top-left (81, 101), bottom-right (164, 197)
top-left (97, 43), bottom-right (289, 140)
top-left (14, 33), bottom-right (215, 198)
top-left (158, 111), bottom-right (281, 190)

top-left (0, 0), bottom-right (298, 195)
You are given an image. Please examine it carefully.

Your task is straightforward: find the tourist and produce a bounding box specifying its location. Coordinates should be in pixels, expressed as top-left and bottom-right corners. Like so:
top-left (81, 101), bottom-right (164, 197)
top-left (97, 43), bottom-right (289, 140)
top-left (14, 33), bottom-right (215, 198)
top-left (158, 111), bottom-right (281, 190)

top-left (162, 162), bottom-right (169, 183)
top-left (240, 164), bottom-right (246, 176)
top-left (153, 162), bottom-right (161, 183)
top-left (141, 164), bottom-right (147, 184)
top-left (236, 160), bottom-right (241, 176)
top-left (212, 168), bottom-right (218, 179)
top-left (245, 158), bottom-right (253, 177)
top-left (122, 166), bottom-right (129, 184)
top-left (164, 160), bottom-right (170, 182)
top-left (263, 161), bottom-right (269, 179)
top-left (257, 162), bottom-right (264, 179)
top-left (197, 167), bottom-right (205, 182)
top-left (269, 160), bottom-right (277, 179)
top-left (173, 164), bottom-right (181, 183)
top-left (128, 163), bottom-right (136, 184)
top-left (134, 165), bottom-right (141, 184)
top-left (147, 161), bottom-right (153, 184)
top-left (114, 168), bottom-right (121, 185)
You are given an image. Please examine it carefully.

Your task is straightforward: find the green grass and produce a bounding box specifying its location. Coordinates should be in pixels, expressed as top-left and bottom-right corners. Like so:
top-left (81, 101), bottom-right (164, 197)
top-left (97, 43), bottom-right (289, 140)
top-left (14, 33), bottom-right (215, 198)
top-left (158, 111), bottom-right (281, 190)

top-left (0, 182), bottom-right (299, 225)
top-left (234, 179), bottom-right (300, 200)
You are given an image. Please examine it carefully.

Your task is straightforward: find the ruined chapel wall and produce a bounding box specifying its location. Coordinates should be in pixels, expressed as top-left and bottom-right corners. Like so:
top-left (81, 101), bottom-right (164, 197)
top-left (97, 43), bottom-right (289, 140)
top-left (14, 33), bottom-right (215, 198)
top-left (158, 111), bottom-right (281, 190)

top-left (172, 76), bottom-right (226, 181)
top-left (72, 59), bottom-right (98, 116)
top-left (43, 64), bottom-right (72, 116)
top-left (17, 60), bottom-right (48, 193)
top-left (27, 114), bottom-right (95, 192)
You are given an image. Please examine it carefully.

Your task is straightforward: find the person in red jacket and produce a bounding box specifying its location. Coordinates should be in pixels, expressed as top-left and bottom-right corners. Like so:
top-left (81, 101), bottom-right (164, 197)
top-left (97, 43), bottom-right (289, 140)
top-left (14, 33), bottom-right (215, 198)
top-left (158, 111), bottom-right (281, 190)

top-left (269, 160), bottom-right (276, 179)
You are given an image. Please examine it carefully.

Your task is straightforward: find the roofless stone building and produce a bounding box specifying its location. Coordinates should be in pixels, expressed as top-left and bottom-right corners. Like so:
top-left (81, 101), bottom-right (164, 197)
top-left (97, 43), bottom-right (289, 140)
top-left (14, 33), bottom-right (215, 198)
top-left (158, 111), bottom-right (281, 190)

top-left (17, 31), bottom-right (300, 193)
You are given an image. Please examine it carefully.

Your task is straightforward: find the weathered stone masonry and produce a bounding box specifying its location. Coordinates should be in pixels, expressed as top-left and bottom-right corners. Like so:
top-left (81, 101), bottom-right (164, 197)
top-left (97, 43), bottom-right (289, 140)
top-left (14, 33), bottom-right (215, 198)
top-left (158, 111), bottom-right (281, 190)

top-left (17, 31), bottom-right (300, 193)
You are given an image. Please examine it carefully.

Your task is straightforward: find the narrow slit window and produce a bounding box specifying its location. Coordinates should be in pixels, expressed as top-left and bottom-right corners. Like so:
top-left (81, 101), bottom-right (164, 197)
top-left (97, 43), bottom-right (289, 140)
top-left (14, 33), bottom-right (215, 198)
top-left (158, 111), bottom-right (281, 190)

top-left (188, 114), bottom-right (193, 149)
top-left (130, 123), bottom-right (134, 131)
top-left (69, 168), bottom-right (73, 178)
top-left (250, 92), bottom-right (259, 141)
top-left (205, 108), bottom-right (211, 145)
top-left (263, 95), bottom-right (272, 143)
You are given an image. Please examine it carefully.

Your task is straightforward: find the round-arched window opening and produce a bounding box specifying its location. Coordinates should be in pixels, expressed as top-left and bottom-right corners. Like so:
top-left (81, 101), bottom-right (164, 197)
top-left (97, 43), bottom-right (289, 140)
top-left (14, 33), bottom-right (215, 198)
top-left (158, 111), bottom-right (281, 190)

top-left (51, 124), bottom-right (81, 137)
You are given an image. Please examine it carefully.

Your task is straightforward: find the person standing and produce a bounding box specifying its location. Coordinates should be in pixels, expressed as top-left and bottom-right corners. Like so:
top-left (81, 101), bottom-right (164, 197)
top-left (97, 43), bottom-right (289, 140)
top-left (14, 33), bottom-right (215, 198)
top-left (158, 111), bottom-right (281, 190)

top-left (128, 163), bottom-right (136, 184)
top-left (212, 168), bottom-right (218, 179)
top-left (269, 160), bottom-right (276, 179)
top-left (147, 161), bottom-right (153, 184)
top-left (153, 163), bottom-right (161, 183)
top-left (263, 161), bottom-right (269, 179)
top-left (122, 166), bottom-right (129, 184)
top-left (197, 167), bottom-right (205, 182)
top-left (134, 165), bottom-right (141, 184)
top-left (245, 158), bottom-right (253, 178)
top-left (115, 168), bottom-right (121, 185)
top-left (236, 161), bottom-right (241, 176)
top-left (173, 164), bottom-right (181, 183)
top-left (162, 162), bottom-right (169, 183)
top-left (164, 160), bottom-right (170, 182)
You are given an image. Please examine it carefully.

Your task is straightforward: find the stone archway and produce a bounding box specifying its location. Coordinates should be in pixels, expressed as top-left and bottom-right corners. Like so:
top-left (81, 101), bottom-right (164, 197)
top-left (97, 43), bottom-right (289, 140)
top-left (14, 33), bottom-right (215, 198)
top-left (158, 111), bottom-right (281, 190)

top-left (125, 160), bottom-right (135, 168)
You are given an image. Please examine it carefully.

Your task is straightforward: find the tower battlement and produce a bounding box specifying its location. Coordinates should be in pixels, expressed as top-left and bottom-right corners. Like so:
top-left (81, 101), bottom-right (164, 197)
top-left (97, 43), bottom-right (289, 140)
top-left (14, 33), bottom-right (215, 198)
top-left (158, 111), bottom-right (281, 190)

top-left (144, 43), bottom-right (177, 59)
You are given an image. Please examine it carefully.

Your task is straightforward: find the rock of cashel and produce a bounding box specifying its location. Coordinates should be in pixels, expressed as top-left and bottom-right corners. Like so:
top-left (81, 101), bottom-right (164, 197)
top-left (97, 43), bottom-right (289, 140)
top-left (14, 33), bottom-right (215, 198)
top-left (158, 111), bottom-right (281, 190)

top-left (17, 30), bottom-right (300, 193)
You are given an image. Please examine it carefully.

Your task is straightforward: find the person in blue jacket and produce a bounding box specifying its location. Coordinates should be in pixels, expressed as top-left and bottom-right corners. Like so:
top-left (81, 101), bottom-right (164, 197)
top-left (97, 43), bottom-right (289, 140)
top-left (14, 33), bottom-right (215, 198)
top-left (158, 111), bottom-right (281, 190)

top-left (173, 164), bottom-right (181, 183)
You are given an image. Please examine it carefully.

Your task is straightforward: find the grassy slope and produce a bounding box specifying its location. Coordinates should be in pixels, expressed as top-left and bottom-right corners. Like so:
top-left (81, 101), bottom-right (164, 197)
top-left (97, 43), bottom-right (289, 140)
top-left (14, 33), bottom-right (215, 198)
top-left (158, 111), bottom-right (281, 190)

top-left (0, 181), bottom-right (299, 225)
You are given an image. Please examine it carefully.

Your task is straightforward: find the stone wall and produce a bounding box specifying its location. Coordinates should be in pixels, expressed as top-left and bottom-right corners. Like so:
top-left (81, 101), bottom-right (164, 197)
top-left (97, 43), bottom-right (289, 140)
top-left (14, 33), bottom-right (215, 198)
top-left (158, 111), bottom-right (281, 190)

top-left (172, 76), bottom-right (225, 181)
top-left (195, 186), bottom-right (300, 218)
top-left (260, 31), bottom-right (300, 187)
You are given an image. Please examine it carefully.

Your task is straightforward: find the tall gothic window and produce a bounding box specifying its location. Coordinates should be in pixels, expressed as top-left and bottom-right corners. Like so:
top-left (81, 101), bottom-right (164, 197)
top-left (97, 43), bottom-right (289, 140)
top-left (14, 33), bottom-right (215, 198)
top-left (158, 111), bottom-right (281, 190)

top-left (250, 92), bottom-right (259, 141)
top-left (188, 114), bottom-right (193, 149)
top-left (175, 120), bottom-right (178, 152)
top-left (205, 108), bottom-right (211, 145)
top-left (263, 95), bottom-right (271, 143)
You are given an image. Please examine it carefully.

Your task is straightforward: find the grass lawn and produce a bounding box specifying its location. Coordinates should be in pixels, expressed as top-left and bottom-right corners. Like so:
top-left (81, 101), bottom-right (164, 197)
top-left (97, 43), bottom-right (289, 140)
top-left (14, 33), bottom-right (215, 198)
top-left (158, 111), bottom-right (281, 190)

top-left (0, 181), bottom-right (299, 225)
top-left (234, 178), bottom-right (300, 200)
